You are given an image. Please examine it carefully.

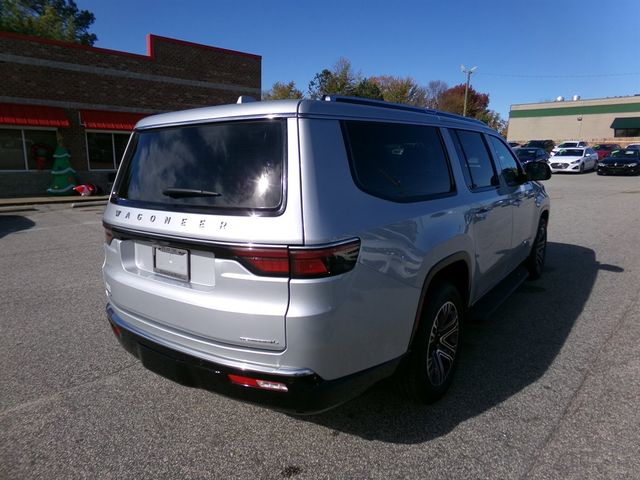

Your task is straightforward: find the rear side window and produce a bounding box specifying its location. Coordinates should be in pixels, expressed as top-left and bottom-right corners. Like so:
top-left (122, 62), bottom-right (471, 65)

top-left (114, 120), bottom-right (286, 213)
top-left (451, 129), bottom-right (498, 190)
top-left (342, 121), bottom-right (454, 201)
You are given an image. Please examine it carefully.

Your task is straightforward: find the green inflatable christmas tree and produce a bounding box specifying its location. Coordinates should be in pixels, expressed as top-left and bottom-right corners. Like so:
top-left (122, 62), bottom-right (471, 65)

top-left (47, 143), bottom-right (77, 195)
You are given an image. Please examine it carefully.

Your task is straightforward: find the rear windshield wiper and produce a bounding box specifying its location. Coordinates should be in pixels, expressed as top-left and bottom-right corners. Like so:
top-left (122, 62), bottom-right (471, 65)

top-left (162, 188), bottom-right (222, 198)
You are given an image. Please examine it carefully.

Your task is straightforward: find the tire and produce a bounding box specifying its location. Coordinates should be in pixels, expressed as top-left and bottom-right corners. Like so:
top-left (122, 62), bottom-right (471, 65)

top-left (526, 217), bottom-right (547, 280)
top-left (400, 281), bottom-right (463, 404)
top-left (579, 163), bottom-right (584, 174)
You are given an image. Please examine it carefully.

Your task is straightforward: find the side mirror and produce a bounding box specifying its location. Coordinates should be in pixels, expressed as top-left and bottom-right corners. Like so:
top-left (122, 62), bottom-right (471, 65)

top-left (525, 161), bottom-right (552, 181)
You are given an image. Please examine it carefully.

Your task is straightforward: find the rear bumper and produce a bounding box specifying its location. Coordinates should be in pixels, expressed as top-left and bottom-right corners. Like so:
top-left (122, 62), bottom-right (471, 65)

top-left (106, 306), bottom-right (400, 414)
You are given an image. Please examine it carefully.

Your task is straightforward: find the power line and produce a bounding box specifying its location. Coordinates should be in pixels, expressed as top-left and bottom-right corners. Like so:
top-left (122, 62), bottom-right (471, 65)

top-left (476, 72), bottom-right (640, 79)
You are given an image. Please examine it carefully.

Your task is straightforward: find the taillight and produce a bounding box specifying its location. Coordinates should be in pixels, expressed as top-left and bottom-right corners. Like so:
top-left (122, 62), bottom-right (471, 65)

top-left (290, 240), bottom-right (360, 278)
top-left (104, 226), bottom-right (114, 245)
top-left (230, 247), bottom-right (289, 276)
top-left (229, 239), bottom-right (360, 279)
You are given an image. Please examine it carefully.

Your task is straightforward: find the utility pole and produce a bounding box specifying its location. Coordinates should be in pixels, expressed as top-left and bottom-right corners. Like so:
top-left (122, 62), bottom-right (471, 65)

top-left (461, 65), bottom-right (477, 117)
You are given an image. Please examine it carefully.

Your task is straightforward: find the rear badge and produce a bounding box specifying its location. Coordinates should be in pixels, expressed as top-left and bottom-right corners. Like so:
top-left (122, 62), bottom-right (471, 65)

top-left (240, 337), bottom-right (279, 345)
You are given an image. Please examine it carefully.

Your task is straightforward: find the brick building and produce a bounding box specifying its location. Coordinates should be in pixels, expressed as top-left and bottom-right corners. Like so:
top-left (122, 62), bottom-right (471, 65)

top-left (0, 31), bottom-right (261, 197)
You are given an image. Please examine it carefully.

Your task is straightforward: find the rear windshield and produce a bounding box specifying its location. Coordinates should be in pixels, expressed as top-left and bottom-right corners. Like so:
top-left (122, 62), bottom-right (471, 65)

top-left (114, 120), bottom-right (286, 213)
top-left (516, 149), bottom-right (539, 159)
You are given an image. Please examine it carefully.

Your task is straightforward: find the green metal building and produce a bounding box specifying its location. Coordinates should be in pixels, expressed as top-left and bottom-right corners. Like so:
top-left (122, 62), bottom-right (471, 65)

top-left (507, 95), bottom-right (640, 145)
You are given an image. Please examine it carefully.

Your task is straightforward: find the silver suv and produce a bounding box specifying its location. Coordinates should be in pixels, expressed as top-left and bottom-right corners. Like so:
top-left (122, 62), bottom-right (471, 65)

top-left (103, 96), bottom-right (551, 413)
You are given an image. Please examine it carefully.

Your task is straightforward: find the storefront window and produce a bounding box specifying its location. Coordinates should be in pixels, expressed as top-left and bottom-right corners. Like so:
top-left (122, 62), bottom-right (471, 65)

top-left (0, 128), bottom-right (57, 170)
top-left (24, 130), bottom-right (58, 170)
top-left (113, 134), bottom-right (129, 167)
top-left (614, 128), bottom-right (640, 138)
top-left (87, 132), bottom-right (131, 170)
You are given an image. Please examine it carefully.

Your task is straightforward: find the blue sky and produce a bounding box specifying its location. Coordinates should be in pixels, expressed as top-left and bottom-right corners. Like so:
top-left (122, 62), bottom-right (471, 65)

top-left (81, 0), bottom-right (640, 119)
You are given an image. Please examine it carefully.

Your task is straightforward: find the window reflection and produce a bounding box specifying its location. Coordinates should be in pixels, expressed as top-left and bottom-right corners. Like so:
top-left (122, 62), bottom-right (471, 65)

top-left (117, 120), bottom-right (285, 210)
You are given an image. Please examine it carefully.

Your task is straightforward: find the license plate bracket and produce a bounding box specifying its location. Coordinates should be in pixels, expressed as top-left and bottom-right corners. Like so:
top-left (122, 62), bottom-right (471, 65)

top-left (153, 246), bottom-right (190, 281)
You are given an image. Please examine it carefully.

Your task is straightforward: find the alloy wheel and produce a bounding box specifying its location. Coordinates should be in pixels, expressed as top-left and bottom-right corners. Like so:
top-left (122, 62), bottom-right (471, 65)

top-left (535, 222), bottom-right (547, 270)
top-left (426, 301), bottom-right (459, 386)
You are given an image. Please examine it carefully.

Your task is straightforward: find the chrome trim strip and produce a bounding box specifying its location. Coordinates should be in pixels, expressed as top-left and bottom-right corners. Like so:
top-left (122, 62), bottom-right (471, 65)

top-left (105, 222), bottom-right (358, 250)
top-left (106, 304), bottom-right (315, 377)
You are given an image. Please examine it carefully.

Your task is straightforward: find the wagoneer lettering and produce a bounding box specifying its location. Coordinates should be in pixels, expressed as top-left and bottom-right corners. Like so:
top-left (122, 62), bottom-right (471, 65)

top-left (103, 96), bottom-right (551, 414)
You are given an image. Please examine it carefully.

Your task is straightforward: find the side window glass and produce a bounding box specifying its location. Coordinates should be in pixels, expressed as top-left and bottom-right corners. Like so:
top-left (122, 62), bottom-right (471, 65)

top-left (342, 121), bottom-right (454, 201)
top-left (450, 130), bottom-right (473, 189)
top-left (487, 135), bottom-right (521, 187)
top-left (452, 130), bottom-right (498, 189)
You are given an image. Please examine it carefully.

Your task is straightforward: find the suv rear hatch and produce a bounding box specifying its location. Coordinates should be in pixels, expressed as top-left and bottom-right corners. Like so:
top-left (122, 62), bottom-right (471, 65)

top-left (103, 117), bottom-right (303, 352)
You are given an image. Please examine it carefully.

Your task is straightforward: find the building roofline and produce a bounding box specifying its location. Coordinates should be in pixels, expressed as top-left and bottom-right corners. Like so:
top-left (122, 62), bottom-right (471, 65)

top-left (146, 34), bottom-right (261, 61)
top-left (510, 94), bottom-right (640, 109)
top-left (0, 30), bottom-right (261, 62)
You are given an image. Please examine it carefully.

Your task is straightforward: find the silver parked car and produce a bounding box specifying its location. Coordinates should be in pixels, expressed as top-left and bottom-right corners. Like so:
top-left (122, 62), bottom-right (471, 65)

top-left (103, 96), bottom-right (551, 413)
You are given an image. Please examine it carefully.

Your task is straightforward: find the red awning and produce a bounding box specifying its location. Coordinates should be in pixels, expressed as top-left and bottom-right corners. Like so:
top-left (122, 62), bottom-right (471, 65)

top-left (80, 110), bottom-right (149, 131)
top-left (0, 103), bottom-right (69, 127)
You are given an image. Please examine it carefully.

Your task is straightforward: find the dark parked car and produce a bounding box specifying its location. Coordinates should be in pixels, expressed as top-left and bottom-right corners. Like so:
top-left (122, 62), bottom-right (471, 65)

top-left (597, 149), bottom-right (640, 175)
top-left (592, 143), bottom-right (621, 161)
top-left (508, 142), bottom-right (521, 148)
top-left (523, 139), bottom-right (555, 153)
top-left (514, 147), bottom-right (548, 164)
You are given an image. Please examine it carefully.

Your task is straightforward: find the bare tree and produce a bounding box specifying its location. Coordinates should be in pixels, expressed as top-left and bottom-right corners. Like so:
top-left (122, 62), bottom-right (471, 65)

top-left (424, 80), bottom-right (448, 109)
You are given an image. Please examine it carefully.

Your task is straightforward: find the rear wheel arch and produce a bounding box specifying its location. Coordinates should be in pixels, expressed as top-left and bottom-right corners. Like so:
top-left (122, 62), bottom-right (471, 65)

top-left (408, 253), bottom-right (471, 348)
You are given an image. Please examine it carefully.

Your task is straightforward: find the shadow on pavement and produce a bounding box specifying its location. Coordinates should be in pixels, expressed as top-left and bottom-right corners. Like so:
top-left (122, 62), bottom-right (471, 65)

top-left (300, 242), bottom-right (623, 443)
top-left (0, 215), bottom-right (35, 239)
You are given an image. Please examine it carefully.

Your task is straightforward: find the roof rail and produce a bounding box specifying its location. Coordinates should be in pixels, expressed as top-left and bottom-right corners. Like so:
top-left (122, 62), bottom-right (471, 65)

top-left (237, 95), bottom-right (258, 104)
top-left (321, 95), bottom-right (487, 126)
top-left (436, 110), bottom-right (487, 126)
top-left (322, 95), bottom-right (429, 114)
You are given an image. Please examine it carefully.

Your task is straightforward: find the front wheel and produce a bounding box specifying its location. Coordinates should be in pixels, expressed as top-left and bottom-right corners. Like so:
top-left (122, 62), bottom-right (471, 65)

top-left (526, 217), bottom-right (547, 279)
top-left (400, 282), bottom-right (463, 403)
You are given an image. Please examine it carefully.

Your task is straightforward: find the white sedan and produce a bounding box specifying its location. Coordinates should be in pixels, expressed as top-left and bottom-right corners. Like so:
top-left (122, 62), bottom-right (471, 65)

top-left (549, 147), bottom-right (599, 173)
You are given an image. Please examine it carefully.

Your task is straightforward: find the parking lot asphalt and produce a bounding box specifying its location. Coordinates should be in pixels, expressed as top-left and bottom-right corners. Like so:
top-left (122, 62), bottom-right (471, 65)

top-left (1, 172), bottom-right (639, 479)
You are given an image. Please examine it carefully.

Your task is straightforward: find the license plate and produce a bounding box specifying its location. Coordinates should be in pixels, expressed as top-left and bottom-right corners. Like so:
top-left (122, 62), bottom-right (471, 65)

top-left (154, 246), bottom-right (189, 280)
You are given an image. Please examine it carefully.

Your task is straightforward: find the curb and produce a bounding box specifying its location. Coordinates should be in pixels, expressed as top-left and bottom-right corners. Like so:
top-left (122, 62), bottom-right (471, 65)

top-left (0, 195), bottom-right (110, 208)
top-left (71, 200), bottom-right (108, 208)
